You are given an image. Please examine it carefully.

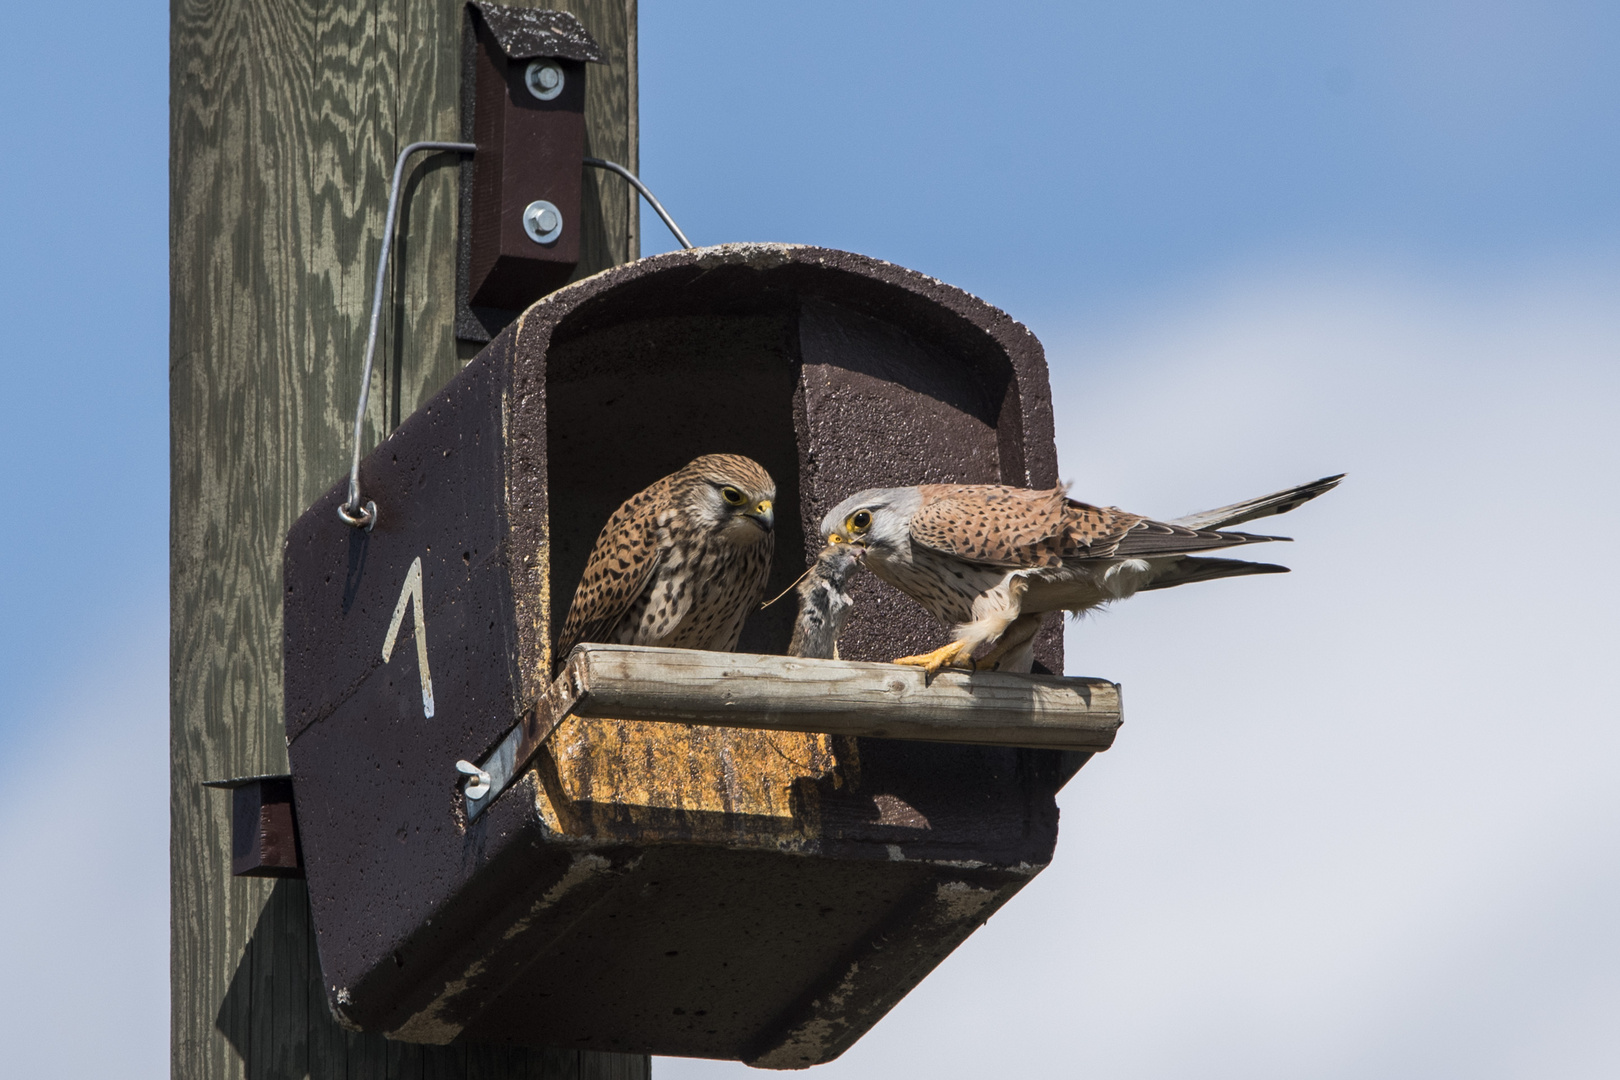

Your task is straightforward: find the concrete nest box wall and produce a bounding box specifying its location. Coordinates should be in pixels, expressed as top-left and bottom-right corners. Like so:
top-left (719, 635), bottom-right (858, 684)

top-left (281, 244), bottom-right (1089, 1067)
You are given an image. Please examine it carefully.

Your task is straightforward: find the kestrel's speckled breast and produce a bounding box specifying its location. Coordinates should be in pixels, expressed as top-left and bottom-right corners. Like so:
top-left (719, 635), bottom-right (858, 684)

top-left (868, 543), bottom-right (1007, 626)
top-left (617, 520), bottom-right (774, 651)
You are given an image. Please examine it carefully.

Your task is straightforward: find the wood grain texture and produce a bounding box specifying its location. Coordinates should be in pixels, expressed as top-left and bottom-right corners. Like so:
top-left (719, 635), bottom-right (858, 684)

top-left (171, 0), bottom-right (643, 1076)
top-left (561, 646), bottom-right (1122, 751)
top-left (573, 0), bottom-right (639, 277)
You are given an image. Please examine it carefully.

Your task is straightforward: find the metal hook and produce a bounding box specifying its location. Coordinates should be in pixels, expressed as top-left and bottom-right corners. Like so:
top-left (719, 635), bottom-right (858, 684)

top-left (340, 141), bottom-right (477, 529)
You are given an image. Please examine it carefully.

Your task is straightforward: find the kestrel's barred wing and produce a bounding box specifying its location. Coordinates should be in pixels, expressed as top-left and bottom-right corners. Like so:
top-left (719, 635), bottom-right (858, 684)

top-left (907, 485), bottom-right (1077, 568)
top-left (907, 484), bottom-right (1286, 567)
top-left (555, 480), bottom-right (667, 663)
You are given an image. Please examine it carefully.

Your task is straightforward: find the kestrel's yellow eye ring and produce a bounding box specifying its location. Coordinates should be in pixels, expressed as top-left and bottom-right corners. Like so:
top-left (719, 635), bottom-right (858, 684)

top-left (720, 486), bottom-right (747, 505)
top-left (848, 510), bottom-right (872, 533)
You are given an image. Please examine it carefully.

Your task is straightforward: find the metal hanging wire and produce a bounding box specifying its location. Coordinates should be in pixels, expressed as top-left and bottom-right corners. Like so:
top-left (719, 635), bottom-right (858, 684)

top-left (584, 157), bottom-right (693, 250)
top-left (338, 144), bottom-right (692, 529)
top-left (339, 141), bottom-right (476, 529)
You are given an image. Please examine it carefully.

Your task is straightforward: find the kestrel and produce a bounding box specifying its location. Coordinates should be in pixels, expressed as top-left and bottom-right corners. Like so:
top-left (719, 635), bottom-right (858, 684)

top-left (556, 454), bottom-right (776, 666)
top-left (820, 474), bottom-right (1342, 675)
top-left (787, 543), bottom-right (866, 660)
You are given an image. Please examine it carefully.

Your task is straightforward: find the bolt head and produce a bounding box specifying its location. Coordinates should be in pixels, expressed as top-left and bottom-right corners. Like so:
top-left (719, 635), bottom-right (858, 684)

top-left (522, 200), bottom-right (564, 244)
top-left (525, 60), bottom-right (565, 100)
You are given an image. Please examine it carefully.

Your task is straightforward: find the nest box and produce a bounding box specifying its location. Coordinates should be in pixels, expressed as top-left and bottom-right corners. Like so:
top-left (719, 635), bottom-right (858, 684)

top-left (283, 244), bottom-right (1107, 1067)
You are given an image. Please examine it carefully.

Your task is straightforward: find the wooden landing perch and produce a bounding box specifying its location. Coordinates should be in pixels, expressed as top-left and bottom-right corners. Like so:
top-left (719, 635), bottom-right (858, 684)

top-left (465, 644), bottom-right (1122, 819)
top-left (568, 645), bottom-right (1121, 748)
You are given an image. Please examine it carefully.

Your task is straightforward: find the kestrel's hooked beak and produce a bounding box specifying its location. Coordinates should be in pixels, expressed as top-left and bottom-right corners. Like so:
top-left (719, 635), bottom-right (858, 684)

top-left (745, 498), bottom-right (774, 533)
top-left (826, 533), bottom-right (866, 548)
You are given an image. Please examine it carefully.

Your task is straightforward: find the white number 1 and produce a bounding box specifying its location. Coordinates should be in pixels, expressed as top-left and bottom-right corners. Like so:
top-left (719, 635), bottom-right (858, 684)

top-left (382, 556), bottom-right (436, 718)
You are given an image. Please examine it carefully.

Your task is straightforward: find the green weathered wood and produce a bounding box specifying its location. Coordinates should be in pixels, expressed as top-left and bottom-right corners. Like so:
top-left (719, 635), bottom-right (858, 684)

top-left (170, 1), bottom-right (645, 1077)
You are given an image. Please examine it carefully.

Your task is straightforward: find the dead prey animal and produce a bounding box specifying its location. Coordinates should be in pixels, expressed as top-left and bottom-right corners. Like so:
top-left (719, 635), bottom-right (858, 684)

top-left (785, 542), bottom-right (867, 659)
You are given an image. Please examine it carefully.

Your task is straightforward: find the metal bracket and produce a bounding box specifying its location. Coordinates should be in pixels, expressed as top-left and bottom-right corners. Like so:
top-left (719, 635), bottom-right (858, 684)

top-left (456, 3), bottom-right (601, 340)
top-left (462, 657), bottom-right (585, 820)
top-left (202, 774), bottom-right (305, 878)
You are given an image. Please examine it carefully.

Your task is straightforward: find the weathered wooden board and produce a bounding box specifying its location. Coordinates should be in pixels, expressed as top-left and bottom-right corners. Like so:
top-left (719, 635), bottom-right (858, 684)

top-left (468, 644), bottom-right (1119, 821)
top-left (563, 645), bottom-right (1122, 751)
top-left (170, 0), bottom-right (644, 1077)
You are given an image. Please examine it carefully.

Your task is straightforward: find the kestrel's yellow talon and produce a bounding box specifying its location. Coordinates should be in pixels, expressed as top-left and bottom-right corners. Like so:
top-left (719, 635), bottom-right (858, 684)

top-left (891, 639), bottom-right (975, 677)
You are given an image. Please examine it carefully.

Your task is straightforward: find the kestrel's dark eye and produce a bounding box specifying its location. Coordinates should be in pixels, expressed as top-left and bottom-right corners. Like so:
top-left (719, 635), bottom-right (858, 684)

top-left (721, 486), bottom-right (746, 505)
top-left (849, 510), bottom-right (872, 532)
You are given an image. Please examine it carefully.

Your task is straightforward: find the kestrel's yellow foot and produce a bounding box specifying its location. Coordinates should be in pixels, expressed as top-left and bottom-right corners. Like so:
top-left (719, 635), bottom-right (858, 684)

top-left (892, 639), bottom-right (975, 678)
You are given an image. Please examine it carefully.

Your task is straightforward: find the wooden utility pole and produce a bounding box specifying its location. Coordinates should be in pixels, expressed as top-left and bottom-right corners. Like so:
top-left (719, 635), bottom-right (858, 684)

top-left (169, 1), bottom-right (646, 1076)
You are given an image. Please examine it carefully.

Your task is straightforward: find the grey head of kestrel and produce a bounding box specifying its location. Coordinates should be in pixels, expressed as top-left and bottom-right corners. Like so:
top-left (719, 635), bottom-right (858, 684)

top-left (556, 454), bottom-right (777, 668)
top-left (820, 474), bottom-right (1342, 675)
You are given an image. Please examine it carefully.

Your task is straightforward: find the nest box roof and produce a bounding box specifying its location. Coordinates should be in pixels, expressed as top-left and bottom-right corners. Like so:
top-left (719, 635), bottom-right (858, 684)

top-left (468, 2), bottom-right (604, 63)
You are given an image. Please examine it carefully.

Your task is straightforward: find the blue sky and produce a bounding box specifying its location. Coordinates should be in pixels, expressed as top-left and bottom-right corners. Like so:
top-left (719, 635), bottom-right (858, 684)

top-left (2, 2), bottom-right (1617, 1077)
top-left (636, 1), bottom-right (1620, 318)
top-left (0, 0), bottom-right (167, 735)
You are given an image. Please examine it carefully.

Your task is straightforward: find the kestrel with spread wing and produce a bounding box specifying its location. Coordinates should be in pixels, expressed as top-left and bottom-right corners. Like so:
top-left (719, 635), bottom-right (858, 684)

top-left (556, 454), bottom-right (776, 667)
top-left (820, 474), bottom-right (1342, 675)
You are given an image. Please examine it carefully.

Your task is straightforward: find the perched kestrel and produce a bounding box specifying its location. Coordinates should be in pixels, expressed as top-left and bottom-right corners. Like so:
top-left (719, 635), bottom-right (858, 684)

top-left (556, 454), bottom-right (776, 666)
top-left (787, 543), bottom-right (866, 660)
top-left (820, 474), bottom-right (1342, 674)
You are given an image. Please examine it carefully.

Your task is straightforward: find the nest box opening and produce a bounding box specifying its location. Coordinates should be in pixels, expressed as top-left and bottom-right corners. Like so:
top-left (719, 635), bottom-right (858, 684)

top-left (543, 309), bottom-right (809, 656)
top-left (540, 275), bottom-right (1034, 667)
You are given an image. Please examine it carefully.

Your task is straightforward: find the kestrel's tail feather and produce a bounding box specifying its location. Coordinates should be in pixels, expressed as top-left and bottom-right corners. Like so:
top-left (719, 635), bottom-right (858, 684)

top-left (1139, 556), bottom-right (1291, 592)
top-left (1169, 474), bottom-right (1344, 531)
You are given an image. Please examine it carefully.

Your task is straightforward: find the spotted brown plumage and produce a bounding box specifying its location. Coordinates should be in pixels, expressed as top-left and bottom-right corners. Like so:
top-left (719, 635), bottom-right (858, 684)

top-left (907, 484), bottom-right (1286, 566)
top-left (556, 454), bottom-right (777, 668)
top-left (821, 474), bottom-right (1342, 674)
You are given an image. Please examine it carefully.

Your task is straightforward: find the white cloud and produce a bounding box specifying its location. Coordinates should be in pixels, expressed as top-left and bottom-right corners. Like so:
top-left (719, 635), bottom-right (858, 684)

top-left (0, 602), bottom-right (168, 1078)
top-left (660, 260), bottom-right (1620, 1078)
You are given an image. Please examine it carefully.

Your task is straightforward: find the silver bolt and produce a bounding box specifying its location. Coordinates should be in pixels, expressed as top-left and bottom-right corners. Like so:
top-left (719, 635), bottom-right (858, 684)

top-left (456, 759), bottom-right (491, 801)
top-left (522, 200), bottom-right (564, 244)
top-left (525, 60), bottom-right (565, 101)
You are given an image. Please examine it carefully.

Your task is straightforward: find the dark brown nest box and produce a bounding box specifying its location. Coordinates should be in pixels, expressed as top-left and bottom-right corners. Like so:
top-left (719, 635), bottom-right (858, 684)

top-left (283, 244), bottom-right (1105, 1068)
